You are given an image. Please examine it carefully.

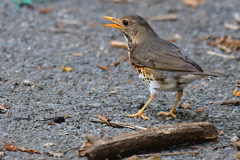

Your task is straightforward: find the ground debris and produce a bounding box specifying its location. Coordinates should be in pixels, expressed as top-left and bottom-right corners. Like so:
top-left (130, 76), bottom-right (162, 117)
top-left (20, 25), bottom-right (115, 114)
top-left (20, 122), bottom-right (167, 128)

top-left (206, 51), bottom-right (235, 59)
top-left (23, 80), bottom-right (35, 86)
top-left (180, 103), bottom-right (192, 110)
top-left (97, 64), bottom-right (109, 70)
top-left (79, 122), bottom-right (217, 160)
top-left (0, 152), bottom-right (4, 159)
top-left (221, 100), bottom-right (240, 106)
top-left (39, 8), bottom-right (52, 14)
top-left (124, 154), bottom-right (161, 160)
top-left (62, 65), bottom-right (73, 72)
top-left (224, 23), bottom-right (239, 31)
top-left (207, 36), bottom-right (240, 52)
top-left (195, 106), bottom-right (207, 113)
top-left (111, 40), bottom-right (128, 49)
top-left (0, 103), bottom-right (7, 112)
top-left (90, 114), bottom-right (147, 130)
top-left (46, 151), bottom-right (64, 158)
top-left (43, 143), bottom-right (55, 147)
top-left (233, 88), bottom-right (240, 97)
top-left (235, 152), bottom-right (240, 159)
top-left (149, 14), bottom-right (178, 21)
top-left (4, 143), bottom-right (40, 154)
top-left (183, 0), bottom-right (202, 7)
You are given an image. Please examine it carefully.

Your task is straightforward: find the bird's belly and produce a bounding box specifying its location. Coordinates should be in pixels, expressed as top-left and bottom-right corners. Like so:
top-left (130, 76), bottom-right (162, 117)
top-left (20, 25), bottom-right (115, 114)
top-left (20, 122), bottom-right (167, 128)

top-left (136, 68), bottom-right (202, 91)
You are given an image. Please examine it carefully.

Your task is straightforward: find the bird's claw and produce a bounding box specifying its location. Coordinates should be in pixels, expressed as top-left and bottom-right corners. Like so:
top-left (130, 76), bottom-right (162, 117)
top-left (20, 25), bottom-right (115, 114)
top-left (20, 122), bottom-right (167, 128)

top-left (127, 112), bottom-right (150, 121)
top-left (157, 111), bottom-right (177, 119)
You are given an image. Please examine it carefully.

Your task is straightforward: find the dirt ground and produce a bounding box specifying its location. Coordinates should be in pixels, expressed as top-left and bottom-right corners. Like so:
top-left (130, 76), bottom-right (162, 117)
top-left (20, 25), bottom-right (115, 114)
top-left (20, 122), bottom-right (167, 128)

top-left (0, 0), bottom-right (240, 159)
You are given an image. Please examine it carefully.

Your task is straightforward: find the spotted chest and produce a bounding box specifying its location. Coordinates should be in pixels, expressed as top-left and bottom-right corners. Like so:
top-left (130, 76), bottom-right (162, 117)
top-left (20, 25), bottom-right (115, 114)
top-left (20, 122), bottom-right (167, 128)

top-left (134, 66), bottom-right (154, 86)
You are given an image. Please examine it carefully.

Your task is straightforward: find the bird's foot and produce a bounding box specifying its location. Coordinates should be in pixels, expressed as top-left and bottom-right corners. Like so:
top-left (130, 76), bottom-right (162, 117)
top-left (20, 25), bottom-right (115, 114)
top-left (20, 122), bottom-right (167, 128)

top-left (157, 111), bottom-right (177, 119)
top-left (127, 111), bottom-right (150, 121)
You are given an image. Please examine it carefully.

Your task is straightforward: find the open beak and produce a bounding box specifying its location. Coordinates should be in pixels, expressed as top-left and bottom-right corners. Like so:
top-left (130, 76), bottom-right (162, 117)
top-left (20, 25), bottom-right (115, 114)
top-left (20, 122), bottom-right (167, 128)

top-left (103, 16), bottom-right (122, 29)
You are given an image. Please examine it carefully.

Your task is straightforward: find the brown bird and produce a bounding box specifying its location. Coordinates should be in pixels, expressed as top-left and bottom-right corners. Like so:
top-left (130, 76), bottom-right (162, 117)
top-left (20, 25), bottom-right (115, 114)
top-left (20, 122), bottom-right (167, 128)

top-left (103, 15), bottom-right (227, 120)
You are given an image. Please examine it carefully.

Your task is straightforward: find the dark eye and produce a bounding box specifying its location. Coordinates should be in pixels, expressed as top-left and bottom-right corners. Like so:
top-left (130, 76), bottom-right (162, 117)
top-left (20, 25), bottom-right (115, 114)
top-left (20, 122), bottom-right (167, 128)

top-left (122, 20), bottom-right (128, 26)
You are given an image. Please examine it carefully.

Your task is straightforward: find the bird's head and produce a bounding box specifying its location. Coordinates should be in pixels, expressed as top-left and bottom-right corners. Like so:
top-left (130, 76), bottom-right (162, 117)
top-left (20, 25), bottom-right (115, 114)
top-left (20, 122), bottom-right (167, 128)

top-left (103, 15), bottom-right (157, 45)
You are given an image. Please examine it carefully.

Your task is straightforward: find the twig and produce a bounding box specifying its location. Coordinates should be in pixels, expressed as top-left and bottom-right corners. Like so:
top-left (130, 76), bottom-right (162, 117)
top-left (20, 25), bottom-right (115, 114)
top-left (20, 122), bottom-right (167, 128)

top-left (90, 118), bottom-right (147, 130)
top-left (161, 151), bottom-right (199, 156)
top-left (220, 100), bottom-right (240, 105)
top-left (206, 51), bottom-right (235, 59)
top-left (149, 14), bottom-right (178, 21)
top-left (139, 151), bottom-right (199, 157)
top-left (213, 144), bottom-right (234, 150)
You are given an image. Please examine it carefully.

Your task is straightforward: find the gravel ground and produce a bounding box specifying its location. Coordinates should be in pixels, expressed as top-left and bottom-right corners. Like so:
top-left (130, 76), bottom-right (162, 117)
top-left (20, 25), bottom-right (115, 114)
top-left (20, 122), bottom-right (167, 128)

top-left (0, 0), bottom-right (239, 159)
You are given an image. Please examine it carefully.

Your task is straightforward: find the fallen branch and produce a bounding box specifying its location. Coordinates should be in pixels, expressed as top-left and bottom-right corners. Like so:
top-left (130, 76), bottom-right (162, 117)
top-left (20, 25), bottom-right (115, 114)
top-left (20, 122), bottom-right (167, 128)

top-left (220, 100), bottom-right (240, 105)
top-left (90, 118), bottom-right (147, 130)
top-left (79, 122), bottom-right (218, 160)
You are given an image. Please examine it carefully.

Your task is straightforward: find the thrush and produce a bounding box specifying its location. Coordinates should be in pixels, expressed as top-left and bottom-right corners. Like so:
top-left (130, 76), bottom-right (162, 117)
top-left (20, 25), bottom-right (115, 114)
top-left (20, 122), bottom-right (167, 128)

top-left (103, 15), bottom-right (227, 120)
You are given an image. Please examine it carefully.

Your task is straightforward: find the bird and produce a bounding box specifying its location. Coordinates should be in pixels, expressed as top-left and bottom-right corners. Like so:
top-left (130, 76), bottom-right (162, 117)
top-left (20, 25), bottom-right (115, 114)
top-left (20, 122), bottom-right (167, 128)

top-left (103, 15), bottom-right (227, 120)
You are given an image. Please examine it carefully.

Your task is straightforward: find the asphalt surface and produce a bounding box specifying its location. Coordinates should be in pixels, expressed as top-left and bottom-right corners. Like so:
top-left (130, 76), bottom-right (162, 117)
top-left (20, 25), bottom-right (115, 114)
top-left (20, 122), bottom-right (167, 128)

top-left (0, 0), bottom-right (240, 159)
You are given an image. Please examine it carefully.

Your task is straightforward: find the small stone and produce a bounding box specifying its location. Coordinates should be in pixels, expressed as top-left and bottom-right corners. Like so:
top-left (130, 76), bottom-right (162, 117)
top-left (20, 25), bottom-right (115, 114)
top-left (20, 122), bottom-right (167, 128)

top-left (23, 80), bottom-right (34, 86)
top-left (231, 136), bottom-right (239, 143)
top-left (0, 152), bottom-right (5, 159)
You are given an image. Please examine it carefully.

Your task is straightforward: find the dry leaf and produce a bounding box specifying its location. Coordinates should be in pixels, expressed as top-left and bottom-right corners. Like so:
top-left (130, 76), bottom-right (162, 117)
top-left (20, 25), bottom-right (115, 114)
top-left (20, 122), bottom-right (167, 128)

top-left (78, 141), bottom-right (92, 157)
top-left (36, 66), bottom-right (41, 69)
top-left (18, 148), bottom-right (40, 154)
top-left (181, 103), bottom-right (192, 109)
top-left (233, 88), bottom-right (240, 97)
top-left (62, 65), bottom-right (73, 72)
top-left (98, 113), bottom-right (110, 125)
top-left (207, 36), bottom-right (240, 52)
top-left (195, 106), bottom-right (207, 113)
top-left (192, 85), bottom-right (200, 90)
top-left (97, 64), bottom-right (109, 70)
top-left (183, 0), bottom-right (202, 7)
top-left (128, 80), bottom-right (133, 83)
top-left (150, 14), bottom-right (178, 21)
top-left (111, 41), bottom-right (128, 49)
top-left (39, 8), bottom-right (52, 14)
top-left (5, 144), bottom-right (17, 151)
top-left (219, 131), bottom-right (225, 135)
top-left (47, 151), bottom-right (64, 158)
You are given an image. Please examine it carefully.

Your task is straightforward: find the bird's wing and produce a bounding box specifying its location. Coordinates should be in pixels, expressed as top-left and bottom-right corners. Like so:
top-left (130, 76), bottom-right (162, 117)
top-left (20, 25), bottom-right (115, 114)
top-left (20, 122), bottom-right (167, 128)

top-left (131, 38), bottom-right (203, 72)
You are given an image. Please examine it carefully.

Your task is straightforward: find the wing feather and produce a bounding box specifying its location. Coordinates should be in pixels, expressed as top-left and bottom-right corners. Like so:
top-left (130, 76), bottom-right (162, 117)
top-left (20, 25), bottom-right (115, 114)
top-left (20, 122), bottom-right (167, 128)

top-left (131, 37), bottom-right (203, 72)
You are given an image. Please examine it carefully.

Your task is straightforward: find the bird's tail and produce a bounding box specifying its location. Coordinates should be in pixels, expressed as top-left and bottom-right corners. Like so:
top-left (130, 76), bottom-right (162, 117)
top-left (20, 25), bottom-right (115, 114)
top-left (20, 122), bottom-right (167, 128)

top-left (193, 71), bottom-right (229, 77)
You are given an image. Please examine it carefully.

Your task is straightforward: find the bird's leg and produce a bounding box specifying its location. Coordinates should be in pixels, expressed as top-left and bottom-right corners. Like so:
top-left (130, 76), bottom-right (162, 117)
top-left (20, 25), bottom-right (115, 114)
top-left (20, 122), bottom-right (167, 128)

top-left (127, 93), bottom-right (156, 120)
top-left (157, 90), bottom-right (183, 119)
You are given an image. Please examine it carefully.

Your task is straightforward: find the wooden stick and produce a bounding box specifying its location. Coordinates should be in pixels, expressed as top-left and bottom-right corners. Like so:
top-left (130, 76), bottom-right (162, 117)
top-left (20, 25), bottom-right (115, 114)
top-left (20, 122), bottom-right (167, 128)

top-left (220, 100), bottom-right (240, 105)
top-left (79, 122), bottom-right (218, 160)
top-left (90, 118), bottom-right (147, 130)
top-left (206, 51), bottom-right (235, 59)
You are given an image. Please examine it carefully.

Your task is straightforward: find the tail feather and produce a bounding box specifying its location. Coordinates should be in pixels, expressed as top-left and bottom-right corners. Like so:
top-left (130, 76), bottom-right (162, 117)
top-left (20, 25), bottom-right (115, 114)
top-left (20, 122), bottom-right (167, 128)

top-left (193, 71), bottom-right (229, 77)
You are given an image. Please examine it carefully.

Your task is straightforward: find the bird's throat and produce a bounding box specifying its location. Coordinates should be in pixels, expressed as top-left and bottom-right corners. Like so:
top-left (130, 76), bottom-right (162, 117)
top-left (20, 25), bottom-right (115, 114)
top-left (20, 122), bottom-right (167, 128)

top-left (123, 33), bottom-right (132, 50)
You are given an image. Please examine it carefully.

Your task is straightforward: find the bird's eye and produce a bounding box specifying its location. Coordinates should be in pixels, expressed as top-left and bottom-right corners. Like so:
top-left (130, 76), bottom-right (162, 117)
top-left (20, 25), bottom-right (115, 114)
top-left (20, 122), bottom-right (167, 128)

top-left (122, 20), bottom-right (128, 26)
